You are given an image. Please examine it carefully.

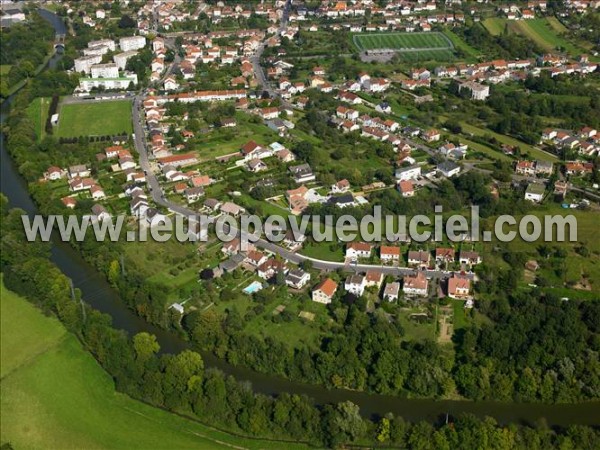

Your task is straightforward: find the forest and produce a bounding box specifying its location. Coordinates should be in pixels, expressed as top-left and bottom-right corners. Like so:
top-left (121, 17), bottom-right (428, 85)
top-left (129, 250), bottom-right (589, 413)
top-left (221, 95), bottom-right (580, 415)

top-left (0, 12), bottom-right (55, 96)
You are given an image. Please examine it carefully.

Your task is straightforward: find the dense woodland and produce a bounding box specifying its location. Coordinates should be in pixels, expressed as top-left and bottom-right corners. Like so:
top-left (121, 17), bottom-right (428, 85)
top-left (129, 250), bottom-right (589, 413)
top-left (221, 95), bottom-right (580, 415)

top-left (0, 12), bottom-right (55, 96)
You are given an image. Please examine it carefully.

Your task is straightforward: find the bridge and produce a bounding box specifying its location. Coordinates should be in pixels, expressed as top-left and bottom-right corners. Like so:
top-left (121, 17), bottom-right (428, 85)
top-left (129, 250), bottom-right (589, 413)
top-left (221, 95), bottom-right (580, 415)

top-left (54, 34), bottom-right (66, 50)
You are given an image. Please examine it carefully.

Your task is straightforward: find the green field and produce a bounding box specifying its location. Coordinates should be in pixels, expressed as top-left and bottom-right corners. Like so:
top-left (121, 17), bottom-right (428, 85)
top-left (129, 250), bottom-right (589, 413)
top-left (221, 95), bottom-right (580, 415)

top-left (0, 65), bottom-right (11, 76)
top-left (482, 18), bottom-right (506, 36)
top-left (0, 277), bottom-right (308, 449)
top-left (511, 19), bottom-right (584, 56)
top-left (25, 97), bottom-right (50, 141)
top-left (353, 31), bottom-right (453, 52)
top-left (56, 100), bottom-right (133, 137)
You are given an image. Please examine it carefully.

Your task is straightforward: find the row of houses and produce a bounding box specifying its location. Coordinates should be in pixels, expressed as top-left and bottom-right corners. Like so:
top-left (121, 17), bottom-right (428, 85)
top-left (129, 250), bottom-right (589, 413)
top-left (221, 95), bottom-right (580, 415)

top-left (345, 242), bottom-right (482, 267)
top-left (312, 271), bottom-right (471, 303)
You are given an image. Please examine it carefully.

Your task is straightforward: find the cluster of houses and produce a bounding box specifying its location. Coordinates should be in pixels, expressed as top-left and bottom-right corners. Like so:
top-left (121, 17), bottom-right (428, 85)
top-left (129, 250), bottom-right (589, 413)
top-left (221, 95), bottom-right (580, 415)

top-left (212, 237), bottom-right (474, 306)
top-left (427, 54), bottom-right (597, 98)
top-left (311, 269), bottom-right (472, 304)
top-left (541, 126), bottom-right (600, 157)
top-left (43, 162), bottom-right (109, 217)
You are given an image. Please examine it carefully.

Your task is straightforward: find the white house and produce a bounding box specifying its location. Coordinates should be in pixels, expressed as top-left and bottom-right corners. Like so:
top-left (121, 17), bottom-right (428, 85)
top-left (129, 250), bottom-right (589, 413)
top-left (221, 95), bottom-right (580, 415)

top-left (346, 242), bottom-right (372, 260)
top-left (345, 274), bottom-right (366, 296)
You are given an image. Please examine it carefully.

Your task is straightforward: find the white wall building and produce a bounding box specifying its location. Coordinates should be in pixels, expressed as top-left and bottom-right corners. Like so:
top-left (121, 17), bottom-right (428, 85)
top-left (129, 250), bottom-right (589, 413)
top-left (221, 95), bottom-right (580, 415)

top-left (119, 36), bottom-right (146, 52)
top-left (91, 63), bottom-right (119, 79)
top-left (114, 51), bottom-right (138, 70)
top-left (74, 55), bottom-right (102, 74)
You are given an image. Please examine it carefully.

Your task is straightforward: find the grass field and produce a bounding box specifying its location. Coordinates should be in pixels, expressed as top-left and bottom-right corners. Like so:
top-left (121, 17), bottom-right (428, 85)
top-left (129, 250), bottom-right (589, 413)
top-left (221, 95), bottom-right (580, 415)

top-left (25, 97), bottom-right (50, 141)
top-left (354, 32), bottom-right (453, 51)
top-left (56, 100), bottom-right (133, 137)
top-left (482, 18), bottom-right (506, 36)
top-left (510, 19), bottom-right (584, 56)
top-left (0, 65), bottom-right (11, 76)
top-left (0, 277), bottom-right (309, 449)
top-left (442, 30), bottom-right (481, 60)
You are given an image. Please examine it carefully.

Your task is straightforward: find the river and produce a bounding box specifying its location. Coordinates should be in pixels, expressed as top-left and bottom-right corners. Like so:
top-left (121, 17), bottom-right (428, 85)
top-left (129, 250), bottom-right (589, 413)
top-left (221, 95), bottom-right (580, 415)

top-left (0, 9), bottom-right (599, 428)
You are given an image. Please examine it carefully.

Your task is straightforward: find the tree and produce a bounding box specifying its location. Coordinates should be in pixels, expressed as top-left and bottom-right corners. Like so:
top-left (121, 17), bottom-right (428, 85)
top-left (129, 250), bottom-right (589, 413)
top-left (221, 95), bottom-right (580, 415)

top-left (118, 15), bottom-right (136, 29)
top-left (133, 332), bottom-right (160, 362)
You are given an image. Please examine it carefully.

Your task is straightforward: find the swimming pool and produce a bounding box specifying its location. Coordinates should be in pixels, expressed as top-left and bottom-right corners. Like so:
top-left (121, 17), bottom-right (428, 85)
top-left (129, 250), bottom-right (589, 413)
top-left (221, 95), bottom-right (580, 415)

top-left (243, 281), bottom-right (263, 295)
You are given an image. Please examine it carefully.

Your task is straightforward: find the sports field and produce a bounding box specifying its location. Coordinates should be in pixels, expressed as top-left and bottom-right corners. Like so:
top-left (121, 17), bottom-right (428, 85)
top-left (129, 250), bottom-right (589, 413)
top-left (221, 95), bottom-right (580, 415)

top-left (56, 99), bottom-right (133, 137)
top-left (0, 278), bottom-right (308, 450)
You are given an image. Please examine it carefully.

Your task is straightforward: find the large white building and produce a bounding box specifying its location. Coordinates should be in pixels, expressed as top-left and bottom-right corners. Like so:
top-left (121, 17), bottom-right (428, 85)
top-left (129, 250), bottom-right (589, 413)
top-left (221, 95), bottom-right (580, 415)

top-left (88, 39), bottom-right (116, 51)
top-left (78, 73), bottom-right (138, 92)
top-left (74, 55), bottom-right (102, 74)
top-left (119, 36), bottom-right (146, 52)
top-left (91, 63), bottom-right (119, 79)
top-left (114, 50), bottom-right (138, 70)
top-left (83, 45), bottom-right (110, 57)
top-left (459, 81), bottom-right (490, 101)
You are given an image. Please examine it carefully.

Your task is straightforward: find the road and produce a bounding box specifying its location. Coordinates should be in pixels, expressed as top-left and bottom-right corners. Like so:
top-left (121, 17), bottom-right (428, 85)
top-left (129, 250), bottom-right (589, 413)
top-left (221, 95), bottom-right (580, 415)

top-left (249, 0), bottom-right (292, 107)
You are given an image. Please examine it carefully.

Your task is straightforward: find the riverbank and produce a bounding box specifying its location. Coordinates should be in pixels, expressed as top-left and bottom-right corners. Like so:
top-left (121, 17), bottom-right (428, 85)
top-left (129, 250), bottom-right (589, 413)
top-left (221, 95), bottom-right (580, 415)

top-left (0, 277), bottom-right (310, 450)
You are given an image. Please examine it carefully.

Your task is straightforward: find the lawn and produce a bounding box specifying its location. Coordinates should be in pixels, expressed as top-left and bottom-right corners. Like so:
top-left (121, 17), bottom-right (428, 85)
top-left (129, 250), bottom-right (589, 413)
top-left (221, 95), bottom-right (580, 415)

top-left (353, 32), bottom-right (453, 51)
top-left (0, 278), bottom-right (309, 450)
top-left (25, 97), bottom-right (50, 141)
top-left (302, 241), bottom-right (345, 262)
top-left (510, 19), bottom-right (585, 56)
top-left (56, 100), bottom-right (133, 137)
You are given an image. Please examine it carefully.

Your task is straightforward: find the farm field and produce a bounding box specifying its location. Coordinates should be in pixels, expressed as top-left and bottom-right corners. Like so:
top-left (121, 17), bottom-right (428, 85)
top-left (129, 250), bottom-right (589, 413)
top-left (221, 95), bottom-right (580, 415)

top-left (353, 32), bottom-right (455, 61)
top-left (56, 100), bottom-right (133, 137)
top-left (0, 278), bottom-right (309, 450)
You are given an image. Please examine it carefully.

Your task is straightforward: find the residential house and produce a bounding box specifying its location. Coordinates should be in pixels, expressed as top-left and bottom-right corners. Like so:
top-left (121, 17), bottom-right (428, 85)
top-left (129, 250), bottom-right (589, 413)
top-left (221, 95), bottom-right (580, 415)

top-left (438, 161), bottom-right (461, 177)
top-left (91, 204), bottom-right (110, 221)
top-left (346, 242), bottom-right (373, 260)
top-left (447, 276), bottom-right (471, 299)
top-left (403, 272), bottom-right (429, 297)
top-left (407, 250), bottom-right (431, 269)
top-left (285, 268), bottom-right (311, 289)
top-left (525, 183), bottom-right (545, 202)
top-left (398, 180), bottom-right (415, 197)
top-left (289, 164), bottom-right (316, 183)
top-left (383, 282), bottom-right (400, 301)
top-left (395, 165), bottom-right (421, 181)
top-left (380, 245), bottom-right (401, 263)
top-left (312, 278), bottom-right (338, 304)
top-left (459, 251), bottom-right (482, 266)
top-left (435, 248), bottom-right (456, 265)
top-left (345, 274), bottom-right (366, 296)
